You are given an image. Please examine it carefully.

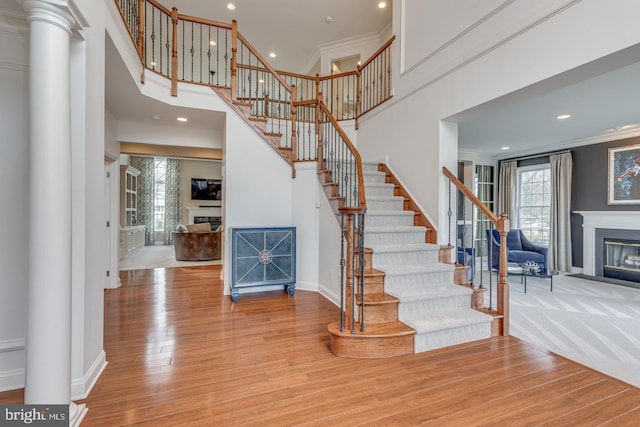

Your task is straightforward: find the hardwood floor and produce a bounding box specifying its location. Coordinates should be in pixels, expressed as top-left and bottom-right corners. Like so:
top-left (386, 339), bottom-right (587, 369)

top-left (2, 265), bottom-right (639, 425)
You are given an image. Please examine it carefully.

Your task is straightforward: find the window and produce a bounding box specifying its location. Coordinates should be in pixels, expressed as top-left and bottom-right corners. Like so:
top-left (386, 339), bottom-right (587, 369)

top-left (153, 158), bottom-right (166, 232)
top-left (517, 165), bottom-right (550, 245)
top-left (474, 164), bottom-right (494, 256)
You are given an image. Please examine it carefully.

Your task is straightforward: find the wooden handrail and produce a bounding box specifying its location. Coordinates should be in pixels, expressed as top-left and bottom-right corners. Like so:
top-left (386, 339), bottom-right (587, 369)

top-left (146, 0), bottom-right (171, 16)
top-left (236, 33), bottom-right (293, 93)
top-left (442, 167), bottom-right (498, 224)
top-left (318, 100), bottom-right (366, 211)
top-left (176, 13), bottom-right (233, 29)
top-left (318, 70), bottom-right (358, 81)
top-left (442, 166), bottom-right (509, 336)
top-left (360, 36), bottom-right (395, 70)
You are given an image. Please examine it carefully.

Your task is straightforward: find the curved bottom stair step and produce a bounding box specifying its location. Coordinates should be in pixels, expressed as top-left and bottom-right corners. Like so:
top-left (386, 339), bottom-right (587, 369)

top-left (327, 321), bottom-right (415, 359)
top-left (401, 309), bottom-right (494, 353)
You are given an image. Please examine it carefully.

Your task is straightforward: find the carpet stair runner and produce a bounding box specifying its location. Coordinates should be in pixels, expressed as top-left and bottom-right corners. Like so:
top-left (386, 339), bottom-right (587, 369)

top-left (328, 162), bottom-right (494, 357)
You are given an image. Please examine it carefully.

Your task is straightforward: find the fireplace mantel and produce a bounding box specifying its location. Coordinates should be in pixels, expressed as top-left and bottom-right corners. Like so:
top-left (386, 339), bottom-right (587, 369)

top-left (576, 211), bottom-right (640, 276)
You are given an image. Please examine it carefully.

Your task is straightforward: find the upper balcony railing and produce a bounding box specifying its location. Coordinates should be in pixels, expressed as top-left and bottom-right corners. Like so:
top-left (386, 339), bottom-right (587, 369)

top-left (115, 0), bottom-right (395, 154)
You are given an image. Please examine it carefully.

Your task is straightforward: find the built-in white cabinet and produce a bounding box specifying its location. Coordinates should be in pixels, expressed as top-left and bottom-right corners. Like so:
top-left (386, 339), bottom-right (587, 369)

top-left (119, 165), bottom-right (145, 259)
top-left (119, 226), bottom-right (145, 259)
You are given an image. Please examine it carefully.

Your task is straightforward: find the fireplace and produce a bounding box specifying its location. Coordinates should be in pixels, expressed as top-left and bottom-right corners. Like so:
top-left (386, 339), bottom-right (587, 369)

top-left (577, 211), bottom-right (640, 288)
top-left (194, 215), bottom-right (221, 231)
top-left (603, 238), bottom-right (640, 282)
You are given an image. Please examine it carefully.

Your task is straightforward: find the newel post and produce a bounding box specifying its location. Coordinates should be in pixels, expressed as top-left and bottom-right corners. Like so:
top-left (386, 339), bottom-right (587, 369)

top-left (316, 92), bottom-right (324, 172)
top-left (497, 213), bottom-right (510, 335)
top-left (344, 214), bottom-right (355, 332)
top-left (290, 85), bottom-right (297, 178)
top-left (170, 7), bottom-right (178, 96)
top-left (137, 0), bottom-right (145, 62)
top-left (230, 19), bottom-right (238, 102)
top-left (355, 65), bottom-right (361, 130)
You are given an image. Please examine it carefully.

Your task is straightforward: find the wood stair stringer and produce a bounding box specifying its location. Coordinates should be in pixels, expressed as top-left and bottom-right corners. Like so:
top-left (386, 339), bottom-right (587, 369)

top-left (211, 87), bottom-right (293, 166)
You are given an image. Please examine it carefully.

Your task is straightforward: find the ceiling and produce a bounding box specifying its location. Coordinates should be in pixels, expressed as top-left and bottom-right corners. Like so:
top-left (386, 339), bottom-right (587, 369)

top-left (167, 0), bottom-right (392, 73)
top-left (453, 42), bottom-right (640, 159)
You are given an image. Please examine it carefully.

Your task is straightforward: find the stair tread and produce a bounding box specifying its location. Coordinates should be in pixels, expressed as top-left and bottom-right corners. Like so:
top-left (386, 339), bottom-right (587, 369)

top-left (402, 309), bottom-right (494, 333)
top-left (327, 321), bottom-right (415, 338)
top-left (365, 210), bottom-right (415, 216)
top-left (387, 285), bottom-right (472, 302)
top-left (379, 263), bottom-right (455, 275)
top-left (359, 293), bottom-right (398, 304)
top-left (367, 225), bottom-right (427, 233)
top-left (367, 242), bottom-right (440, 253)
top-left (367, 195), bottom-right (405, 201)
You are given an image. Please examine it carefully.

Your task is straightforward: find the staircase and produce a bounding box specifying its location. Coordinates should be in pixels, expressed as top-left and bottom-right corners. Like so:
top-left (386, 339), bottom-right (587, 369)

top-left (328, 162), bottom-right (494, 357)
top-left (214, 85), bottom-right (495, 358)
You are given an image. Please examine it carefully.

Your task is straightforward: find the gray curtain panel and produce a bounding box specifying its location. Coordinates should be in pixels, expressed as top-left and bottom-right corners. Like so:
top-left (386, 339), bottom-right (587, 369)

top-left (549, 152), bottom-right (573, 272)
top-left (497, 160), bottom-right (517, 226)
top-left (131, 156), bottom-right (156, 246)
top-left (164, 158), bottom-right (182, 245)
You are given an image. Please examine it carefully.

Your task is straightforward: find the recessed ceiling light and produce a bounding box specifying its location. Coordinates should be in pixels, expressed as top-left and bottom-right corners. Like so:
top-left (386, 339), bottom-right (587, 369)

top-left (269, 52), bottom-right (276, 58)
top-left (258, 79), bottom-right (264, 83)
top-left (325, 16), bottom-right (333, 23)
top-left (556, 114), bottom-right (571, 120)
top-left (501, 146), bottom-right (511, 150)
top-left (151, 115), bottom-right (160, 120)
top-left (226, 3), bottom-right (235, 10)
top-left (150, 61), bottom-right (156, 67)
top-left (378, 2), bottom-right (386, 9)
top-left (177, 117), bottom-right (188, 122)
top-left (209, 40), bottom-right (216, 46)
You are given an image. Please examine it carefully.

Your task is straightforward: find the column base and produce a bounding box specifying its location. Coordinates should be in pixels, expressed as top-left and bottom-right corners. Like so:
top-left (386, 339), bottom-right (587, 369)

top-left (70, 402), bottom-right (87, 427)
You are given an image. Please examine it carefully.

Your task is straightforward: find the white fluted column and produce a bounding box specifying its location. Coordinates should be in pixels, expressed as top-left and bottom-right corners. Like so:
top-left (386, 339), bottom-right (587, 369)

top-left (20, 0), bottom-right (79, 416)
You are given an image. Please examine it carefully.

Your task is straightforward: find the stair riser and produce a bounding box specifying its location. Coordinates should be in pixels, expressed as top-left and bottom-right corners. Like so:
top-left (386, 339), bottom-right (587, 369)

top-left (372, 250), bottom-right (439, 266)
top-left (358, 302), bottom-right (399, 323)
top-left (367, 199), bottom-right (405, 211)
top-left (365, 214), bottom-right (415, 227)
top-left (363, 163), bottom-right (383, 173)
top-left (413, 323), bottom-right (492, 353)
top-left (384, 270), bottom-right (454, 291)
top-left (398, 294), bottom-right (471, 317)
top-left (363, 172), bottom-right (387, 184)
top-left (329, 333), bottom-right (413, 359)
top-left (365, 231), bottom-right (426, 245)
top-left (365, 185), bottom-right (396, 197)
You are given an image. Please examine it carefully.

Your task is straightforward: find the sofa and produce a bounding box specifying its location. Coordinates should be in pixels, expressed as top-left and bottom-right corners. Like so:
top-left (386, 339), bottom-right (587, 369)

top-left (172, 222), bottom-right (222, 261)
top-left (487, 228), bottom-right (548, 274)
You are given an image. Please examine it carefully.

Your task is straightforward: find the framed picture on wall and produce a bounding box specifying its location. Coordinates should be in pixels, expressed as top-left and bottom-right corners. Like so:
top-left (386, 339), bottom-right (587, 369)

top-left (608, 143), bottom-right (640, 205)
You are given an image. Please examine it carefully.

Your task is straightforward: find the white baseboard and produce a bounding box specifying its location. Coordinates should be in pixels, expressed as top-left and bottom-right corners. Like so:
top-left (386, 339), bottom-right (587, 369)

top-left (294, 281), bottom-right (319, 293)
top-left (71, 350), bottom-right (108, 400)
top-left (0, 339), bottom-right (25, 392)
top-left (0, 369), bottom-right (25, 392)
top-left (318, 284), bottom-right (340, 308)
top-left (570, 267), bottom-right (584, 274)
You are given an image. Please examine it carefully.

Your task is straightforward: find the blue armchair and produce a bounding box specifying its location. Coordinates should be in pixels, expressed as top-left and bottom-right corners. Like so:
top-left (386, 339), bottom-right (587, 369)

top-left (486, 229), bottom-right (548, 274)
top-left (457, 247), bottom-right (475, 283)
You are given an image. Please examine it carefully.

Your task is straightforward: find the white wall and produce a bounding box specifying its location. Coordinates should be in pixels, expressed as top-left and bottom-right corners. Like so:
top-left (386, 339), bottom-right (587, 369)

top-left (0, 6), bottom-right (29, 391)
top-left (292, 163), bottom-right (320, 292)
top-left (223, 107), bottom-right (296, 291)
top-left (117, 119), bottom-right (224, 149)
top-left (358, 0), bottom-right (640, 243)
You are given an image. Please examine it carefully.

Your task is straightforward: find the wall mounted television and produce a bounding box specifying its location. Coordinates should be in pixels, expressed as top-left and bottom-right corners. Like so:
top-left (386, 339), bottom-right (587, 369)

top-left (191, 178), bottom-right (221, 201)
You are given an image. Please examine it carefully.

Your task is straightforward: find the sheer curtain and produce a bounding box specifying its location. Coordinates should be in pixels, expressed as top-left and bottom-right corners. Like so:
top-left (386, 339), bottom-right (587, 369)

top-left (164, 158), bottom-right (182, 245)
top-left (549, 152), bottom-right (572, 272)
top-left (131, 156), bottom-right (155, 246)
top-left (497, 160), bottom-right (517, 226)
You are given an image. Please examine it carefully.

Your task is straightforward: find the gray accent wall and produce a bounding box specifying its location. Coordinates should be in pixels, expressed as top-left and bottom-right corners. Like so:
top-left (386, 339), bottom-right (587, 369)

top-left (571, 136), bottom-right (640, 267)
